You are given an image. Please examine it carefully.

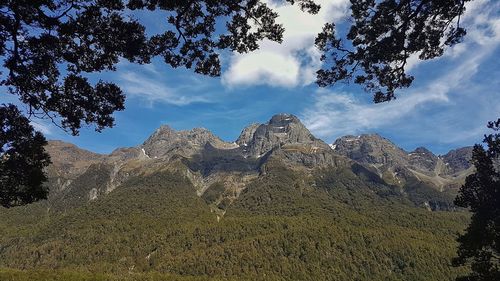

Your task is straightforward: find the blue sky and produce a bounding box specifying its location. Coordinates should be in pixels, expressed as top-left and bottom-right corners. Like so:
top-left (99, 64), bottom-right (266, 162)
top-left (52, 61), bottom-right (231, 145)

top-left (17, 0), bottom-right (500, 155)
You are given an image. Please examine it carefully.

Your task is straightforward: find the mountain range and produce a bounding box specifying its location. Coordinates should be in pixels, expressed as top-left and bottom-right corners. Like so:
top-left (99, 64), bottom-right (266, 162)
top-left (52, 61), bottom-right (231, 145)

top-left (44, 113), bottom-right (472, 212)
top-left (0, 113), bottom-right (473, 281)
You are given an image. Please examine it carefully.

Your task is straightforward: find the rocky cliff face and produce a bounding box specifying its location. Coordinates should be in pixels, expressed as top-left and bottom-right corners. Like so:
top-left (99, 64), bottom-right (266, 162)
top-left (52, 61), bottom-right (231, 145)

top-left (332, 134), bottom-right (408, 166)
top-left (408, 147), bottom-right (439, 173)
top-left (331, 134), bottom-right (473, 192)
top-left (237, 114), bottom-right (331, 158)
top-left (141, 125), bottom-right (238, 159)
top-left (442, 147), bottom-right (474, 175)
top-left (43, 114), bottom-right (473, 212)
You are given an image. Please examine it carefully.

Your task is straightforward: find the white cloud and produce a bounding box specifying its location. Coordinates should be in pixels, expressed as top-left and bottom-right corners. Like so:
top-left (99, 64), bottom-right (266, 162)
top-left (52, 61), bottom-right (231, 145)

top-left (407, 0), bottom-right (500, 71)
top-left (300, 0), bottom-right (500, 147)
top-left (302, 57), bottom-right (498, 146)
top-left (223, 48), bottom-right (301, 87)
top-left (221, 0), bottom-right (499, 87)
top-left (118, 69), bottom-right (213, 107)
top-left (31, 121), bottom-right (53, 136)
top-left (222, 0), bottom-right (350, 88)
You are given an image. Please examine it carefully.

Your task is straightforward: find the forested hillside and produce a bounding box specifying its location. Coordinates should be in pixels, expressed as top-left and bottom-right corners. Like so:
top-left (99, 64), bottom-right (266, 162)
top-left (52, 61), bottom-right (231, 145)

top-left (0, 163), bottom-right (469, 280)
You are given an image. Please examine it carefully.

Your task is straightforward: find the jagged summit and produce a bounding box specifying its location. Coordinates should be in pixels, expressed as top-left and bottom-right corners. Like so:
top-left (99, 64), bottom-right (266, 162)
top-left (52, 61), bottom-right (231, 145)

top-left (236, 123), bottom-right (260, 147)
top-left (44, 114), bottom-right (474, 204)
top-left (332, 134), bottom-right (408, 165)
top-left (141, 125), bottom-right (237, 159)
top-left (331, 134), bottom-right (472, 190)
top-left (442, 146), bottom-right (474, 175)
top-left (412, 147), bottom-right (434, 154)
top-left (268, 113), bottom-right (301, 124)
top-left (236, 113), bottom-right (330, 158)
top-left (408, 147), bottom-right (438, 172)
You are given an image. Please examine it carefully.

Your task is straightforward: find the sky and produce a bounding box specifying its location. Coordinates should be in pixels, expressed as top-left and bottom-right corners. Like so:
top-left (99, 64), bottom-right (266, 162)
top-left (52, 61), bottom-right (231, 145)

top-left (16, 0), bottom-right (500, 155)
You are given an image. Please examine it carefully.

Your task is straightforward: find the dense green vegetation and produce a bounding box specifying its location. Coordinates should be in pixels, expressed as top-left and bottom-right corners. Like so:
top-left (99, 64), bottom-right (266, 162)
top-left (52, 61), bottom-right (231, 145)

top-left (0, 165), bottom-right (469, 280)
top-left (453, 121), bottom-right (500, 280)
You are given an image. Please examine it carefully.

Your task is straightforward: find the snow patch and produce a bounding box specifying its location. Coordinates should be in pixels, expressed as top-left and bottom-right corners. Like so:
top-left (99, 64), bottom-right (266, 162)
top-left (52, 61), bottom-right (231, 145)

top-left (141, 148), bottom-right (150, 158)
top-left (329, 144), bottom-right (337, 150)
top-left (89, 188), bottom-right (98, 201)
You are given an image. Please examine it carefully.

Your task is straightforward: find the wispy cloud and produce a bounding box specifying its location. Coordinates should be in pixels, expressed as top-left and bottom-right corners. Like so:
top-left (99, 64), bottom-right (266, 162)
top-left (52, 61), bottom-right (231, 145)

top-left (31, 120), bottom-right (53, 136)
top-left (301, 0), bottom-right (500, 147)
top-left (118, 64), bottom-right (220, 106)
top-left (405, 0), bottom-right (499, 72)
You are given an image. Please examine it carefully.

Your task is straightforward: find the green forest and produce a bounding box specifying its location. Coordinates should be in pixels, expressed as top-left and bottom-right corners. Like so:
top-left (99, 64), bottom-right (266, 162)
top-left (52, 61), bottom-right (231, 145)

top-left (0, 164), bottom-right (470, 280)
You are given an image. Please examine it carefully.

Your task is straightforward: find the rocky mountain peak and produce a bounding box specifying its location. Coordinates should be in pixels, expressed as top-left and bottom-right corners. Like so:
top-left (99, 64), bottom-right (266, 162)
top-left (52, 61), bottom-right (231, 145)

top-left (332, 134), bottom-right (408, 166)
top-left (332, 134), bottom-right (474, 190)
top-left (236, 123), bottom-right (260, 146)
top-left (141, 125), bottom-right (237, 159)
top-left (412, 147), bottom-right (435, 155)
top-left (268, 113), bottom-right (301, 125)
top-left (146, 125), bottom-right (176, 140)
top-left (42, 114), bottom-right (475, 209)
top-left (442, 146), bottom-right (474, 175)
top-left (408, 147), bottom-right (438, 172)
top-left (238, 114), bottom-right (330, 157)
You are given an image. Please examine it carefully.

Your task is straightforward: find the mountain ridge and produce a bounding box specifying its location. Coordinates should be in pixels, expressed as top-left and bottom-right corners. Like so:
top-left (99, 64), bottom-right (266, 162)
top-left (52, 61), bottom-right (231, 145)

top-left (43, 113), bottom-right (473, 213)
top-left (0, 114), bottom-right (473, 280)
top-left (48, 119), bottom-right (471, 162)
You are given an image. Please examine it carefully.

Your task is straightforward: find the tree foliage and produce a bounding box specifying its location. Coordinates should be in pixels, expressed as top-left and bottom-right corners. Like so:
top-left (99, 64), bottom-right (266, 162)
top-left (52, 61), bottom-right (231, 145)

top-left (453, 119), bottom-right (500, 281)
top-left (0, 0), bottom-right (318, 206)
top-left (315, 0), bottom-right (470, 102)
top-left (0, 104), bottom-right (51, 208)
top-left (0, 0), bottom-right (321, 135)
top-left (0, 169), bottom-right (469, 280)
top-left (0, 0), bottom-right (475, 207)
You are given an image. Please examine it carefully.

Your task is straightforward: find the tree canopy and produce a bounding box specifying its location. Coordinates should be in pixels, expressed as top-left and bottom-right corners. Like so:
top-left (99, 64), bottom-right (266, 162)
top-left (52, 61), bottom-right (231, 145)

top-left (0, 104), bottom-right (50, 207)
top-left (0, 0), bottom-right (318, 207)
top-left (316, 0), bottom-right (470, 102)
top-left (0, 0), bottom-right (473, 207)
top-left (453, 119), bottom-right (500, 281)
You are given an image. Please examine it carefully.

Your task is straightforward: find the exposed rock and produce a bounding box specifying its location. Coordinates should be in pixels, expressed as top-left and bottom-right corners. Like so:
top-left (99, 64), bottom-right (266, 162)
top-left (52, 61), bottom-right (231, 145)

top-left (45, 140), bottom-right (106, 192)
top-left (442, 147), bottom-right (473, 175)
top-left (332, 134), bottom-right (408, 166)
top-left (408, 147), bottom-right (438, 174)
top-left (236, 123), bottom-right (260, 147)
top-left (45, 140), bottom-right (106, 179)
top-left (43, 114), bottom-right (474, 212)
top-left (239, 113), bottom-right (331, 158)
top-left (141, 125), bottom-right (237, 159)
top-left (108, 147), bottom-right (144, 162)
top-left (331, 134), bottom-right (473, 192)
